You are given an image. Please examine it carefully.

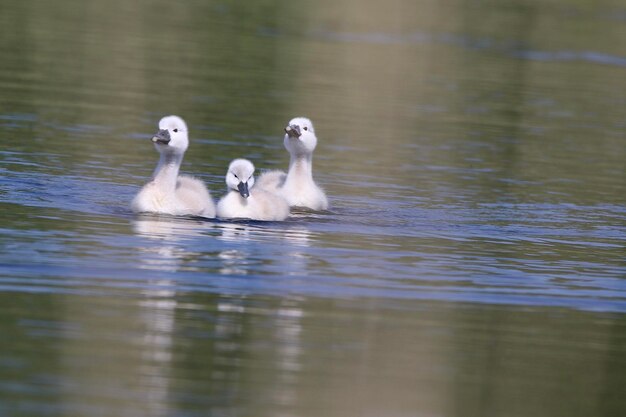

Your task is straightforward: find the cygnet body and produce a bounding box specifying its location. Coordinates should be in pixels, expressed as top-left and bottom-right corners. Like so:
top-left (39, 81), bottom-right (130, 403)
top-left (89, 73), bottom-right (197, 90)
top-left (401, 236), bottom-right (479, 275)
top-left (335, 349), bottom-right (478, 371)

top-left (131, 115), bottom-right (216, 217)
top-left (217, 159), bottom-right (290, 221)
top-left (256, 117), bottom-right (328, 211)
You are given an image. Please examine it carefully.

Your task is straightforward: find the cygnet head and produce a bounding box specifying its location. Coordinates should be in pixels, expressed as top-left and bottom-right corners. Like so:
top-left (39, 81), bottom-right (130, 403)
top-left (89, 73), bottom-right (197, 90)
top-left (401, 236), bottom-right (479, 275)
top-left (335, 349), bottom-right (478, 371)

top-left (283, 117), bottom-right (317, 156)
top-left (151, 115), bottom-right (189, 154)
top-left (226, 158), bottom-right (255, 198)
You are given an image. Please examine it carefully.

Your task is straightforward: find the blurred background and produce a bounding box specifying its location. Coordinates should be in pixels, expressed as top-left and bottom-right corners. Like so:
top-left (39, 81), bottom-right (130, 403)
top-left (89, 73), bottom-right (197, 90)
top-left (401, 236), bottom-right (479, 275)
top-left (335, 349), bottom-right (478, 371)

top-left (0, 0), bottom-right (625, 416)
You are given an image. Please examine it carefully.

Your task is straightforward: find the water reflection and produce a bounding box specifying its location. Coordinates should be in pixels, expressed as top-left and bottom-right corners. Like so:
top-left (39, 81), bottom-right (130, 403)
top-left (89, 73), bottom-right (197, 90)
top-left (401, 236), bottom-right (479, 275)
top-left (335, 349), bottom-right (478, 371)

top-left (272, 298), bottom-right (304, 408)
top-left (132, 215), bottom-right (214, 272)
top-left (217, 247), bottom-right (248, 276)
top-left (214, 294), bottom-right (306, 412)
top-left (216, 221), bottom-right (312, 247)
top-left (131, 216), bottom-right (201, 416)
top-left (216, 221), bottom-right (313, 278)
top-left (60, 280), bottom-right (178, 417)
top-left (57, 218), bottom-right (218, 416)
top-left (217, 222), bottom-right (253, 244)
top-left (136, 295), bottom-right (176, 417)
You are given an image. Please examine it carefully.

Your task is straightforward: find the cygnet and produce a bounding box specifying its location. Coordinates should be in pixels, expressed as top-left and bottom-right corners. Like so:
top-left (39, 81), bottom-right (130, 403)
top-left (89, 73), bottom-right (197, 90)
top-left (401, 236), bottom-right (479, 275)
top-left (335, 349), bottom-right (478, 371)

top-left (217, 159), bottom-right (290, 221)
top-left (131, 115), bottom-right (216, 217)
top-left (256, 117), bottom-right (328, 211)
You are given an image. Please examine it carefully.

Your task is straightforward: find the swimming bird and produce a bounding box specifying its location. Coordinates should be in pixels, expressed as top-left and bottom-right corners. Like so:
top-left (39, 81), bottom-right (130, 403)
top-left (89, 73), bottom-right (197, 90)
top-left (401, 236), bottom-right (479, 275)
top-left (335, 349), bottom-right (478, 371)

top-left (131, 115), bottom-right (216, 217)
top-left (256, 117), bottom-right (328, 211)
top-left (217, 158), bottom-right (290, 221)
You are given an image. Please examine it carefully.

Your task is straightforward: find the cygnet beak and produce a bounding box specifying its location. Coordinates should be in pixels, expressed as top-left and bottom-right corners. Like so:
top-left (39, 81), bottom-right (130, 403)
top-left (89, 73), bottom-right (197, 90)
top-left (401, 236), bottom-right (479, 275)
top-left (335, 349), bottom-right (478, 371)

top-left (152, 129), bottom-right (171, 145)
top-left (285, 124), bottom-right (301, 138)
top-left (237, 181), bottom-right (250, 198)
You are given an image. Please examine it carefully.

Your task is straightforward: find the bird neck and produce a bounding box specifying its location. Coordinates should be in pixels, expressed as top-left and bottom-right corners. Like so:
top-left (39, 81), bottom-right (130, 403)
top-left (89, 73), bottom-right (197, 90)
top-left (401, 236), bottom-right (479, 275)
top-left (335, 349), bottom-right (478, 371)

top-left (287, 153), bottom-right (313, 182)
top-left (152, 152), bottom-right (183, 191)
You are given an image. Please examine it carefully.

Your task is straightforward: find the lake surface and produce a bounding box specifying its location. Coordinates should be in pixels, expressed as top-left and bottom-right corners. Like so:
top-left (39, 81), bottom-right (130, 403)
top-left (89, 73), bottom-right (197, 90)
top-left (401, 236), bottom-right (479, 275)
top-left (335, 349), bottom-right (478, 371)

top-left (1, 0), bottom-right (625, 416)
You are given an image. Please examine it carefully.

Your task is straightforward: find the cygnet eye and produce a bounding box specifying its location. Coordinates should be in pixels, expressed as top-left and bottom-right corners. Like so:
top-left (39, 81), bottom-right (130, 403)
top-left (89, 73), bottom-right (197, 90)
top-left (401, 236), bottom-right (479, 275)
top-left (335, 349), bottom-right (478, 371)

top-left (173, 128), bottom-right (178, 133)
top-left (303, 126), bottom-right (308, 131)
top-left (233, 173), bottom-right (238, 179)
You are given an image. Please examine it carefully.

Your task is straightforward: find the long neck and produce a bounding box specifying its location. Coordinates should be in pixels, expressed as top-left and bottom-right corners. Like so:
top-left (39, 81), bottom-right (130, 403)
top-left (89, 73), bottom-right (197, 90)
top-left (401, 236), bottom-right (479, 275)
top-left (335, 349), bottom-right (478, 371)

top-left (287, 152), bottom-right (313, 183)
top-left (152, 151), bottom-right (183, 191)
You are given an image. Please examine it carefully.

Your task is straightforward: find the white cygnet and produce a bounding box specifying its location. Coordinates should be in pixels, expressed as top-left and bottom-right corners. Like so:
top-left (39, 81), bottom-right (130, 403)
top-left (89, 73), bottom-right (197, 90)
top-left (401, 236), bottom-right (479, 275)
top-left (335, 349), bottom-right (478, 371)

top-left (256, 117), bottom-right (328, 211)
top-left (131, 115), bottom-right (216, 218)
top-left (217, 159), bottom-right (290, 221)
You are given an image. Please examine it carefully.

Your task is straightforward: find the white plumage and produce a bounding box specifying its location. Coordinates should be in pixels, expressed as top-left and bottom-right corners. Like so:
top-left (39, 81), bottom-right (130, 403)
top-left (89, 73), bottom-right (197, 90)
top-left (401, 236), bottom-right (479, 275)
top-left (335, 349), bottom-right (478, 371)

top-left (217, 159), bottom-right (290, 221)
top-left (256, 117), bottom-right (328, 211)
top-left (131, 115), bottom-right (216, 217)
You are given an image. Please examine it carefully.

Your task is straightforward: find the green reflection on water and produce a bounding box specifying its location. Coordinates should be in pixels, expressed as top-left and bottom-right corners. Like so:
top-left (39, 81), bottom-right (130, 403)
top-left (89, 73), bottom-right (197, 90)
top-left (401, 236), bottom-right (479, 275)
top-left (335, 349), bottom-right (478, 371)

top-left (2, 292), bottom-right (626, 417)
top-left (2, 0), bottom-right (624, 203)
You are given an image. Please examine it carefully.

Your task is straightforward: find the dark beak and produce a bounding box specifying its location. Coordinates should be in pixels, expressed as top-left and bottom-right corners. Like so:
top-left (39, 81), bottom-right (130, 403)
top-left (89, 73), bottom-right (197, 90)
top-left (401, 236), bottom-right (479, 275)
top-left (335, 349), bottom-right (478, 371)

top-left (237, 181), bottom-right (249, 198)
top-left (285, 124), bottom-right (301, 138)
top-left (151, 129), bottom-right (171, 145)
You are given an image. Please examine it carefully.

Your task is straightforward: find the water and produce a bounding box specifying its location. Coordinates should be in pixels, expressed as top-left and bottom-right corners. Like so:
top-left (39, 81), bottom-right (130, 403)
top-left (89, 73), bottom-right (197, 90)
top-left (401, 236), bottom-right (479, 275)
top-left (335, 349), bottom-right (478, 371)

top-left (1, 0), bottom-right (625, 416)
